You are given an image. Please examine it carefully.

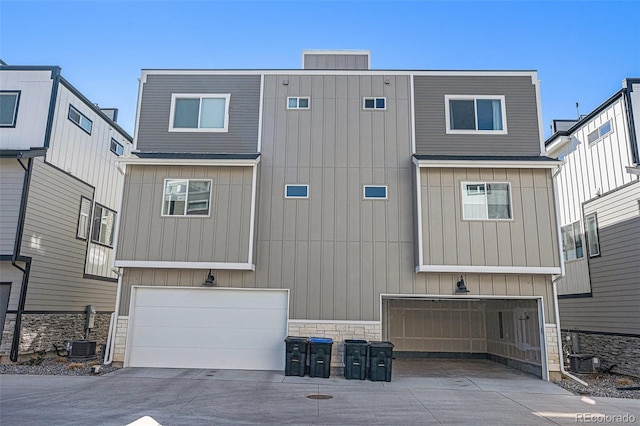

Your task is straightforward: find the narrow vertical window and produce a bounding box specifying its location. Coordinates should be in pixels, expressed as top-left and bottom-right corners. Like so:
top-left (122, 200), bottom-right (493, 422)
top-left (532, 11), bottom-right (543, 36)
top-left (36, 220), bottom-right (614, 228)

top-left (77, 197), bottom-right (92, 240)
top-left (585, 213), bottom-right (600, 257)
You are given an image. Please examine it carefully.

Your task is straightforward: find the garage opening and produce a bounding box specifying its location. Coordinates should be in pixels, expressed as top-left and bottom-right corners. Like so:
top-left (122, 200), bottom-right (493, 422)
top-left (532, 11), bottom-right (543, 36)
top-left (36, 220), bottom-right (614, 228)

top-left (382, 297), bottom-right (544, 378)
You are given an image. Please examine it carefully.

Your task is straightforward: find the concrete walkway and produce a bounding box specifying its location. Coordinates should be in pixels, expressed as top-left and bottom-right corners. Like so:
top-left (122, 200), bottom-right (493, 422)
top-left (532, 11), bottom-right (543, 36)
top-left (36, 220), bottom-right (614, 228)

top-left (1, 359), bottom-right (638, 425)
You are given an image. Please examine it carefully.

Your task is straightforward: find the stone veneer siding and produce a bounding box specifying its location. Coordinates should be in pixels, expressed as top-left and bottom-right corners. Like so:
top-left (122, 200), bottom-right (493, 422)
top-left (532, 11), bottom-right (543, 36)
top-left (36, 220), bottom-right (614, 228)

top-left (0, 313), bottom-right (111, 361)
top-left (287, 320), bottom-right (382, 375)
top-left (112, 316), bottom-right (128, 364)
top-left (562, 330), bottom-right (640, 378)
top-left (545, 325), bottom-right (561, 381)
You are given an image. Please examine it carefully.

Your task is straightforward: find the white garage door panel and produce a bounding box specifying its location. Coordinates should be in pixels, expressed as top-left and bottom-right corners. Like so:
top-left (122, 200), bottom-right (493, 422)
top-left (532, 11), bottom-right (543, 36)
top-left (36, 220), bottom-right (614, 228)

top-left (129, 327), bottom-right (285, 350)
top-left (135, 288), bottom-right (285, 309)
top-left (126, 287), bottom-right (288, 370)
top-left (131, 306), bottom-right (286, 329)
top-left (128, 347), bottom-right (285, 370)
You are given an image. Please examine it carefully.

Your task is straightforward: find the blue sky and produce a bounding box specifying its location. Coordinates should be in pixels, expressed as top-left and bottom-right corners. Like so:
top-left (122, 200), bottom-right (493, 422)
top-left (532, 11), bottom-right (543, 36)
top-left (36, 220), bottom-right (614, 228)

top-left (1, 1), bottom-right (639, 138)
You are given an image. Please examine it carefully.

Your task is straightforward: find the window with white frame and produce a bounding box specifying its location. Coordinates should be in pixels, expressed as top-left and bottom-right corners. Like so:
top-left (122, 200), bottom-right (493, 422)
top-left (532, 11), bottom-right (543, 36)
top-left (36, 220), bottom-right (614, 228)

top-left (587, 120), bottom-right (612, 144)
top-left (585, 213), bottom-right (600, 257)
top-left (285, 184), bottom-right (309, 199)
top-left (162, 179), bottom-right (212, 216)
top-left (0, 91), bottom-right (20, 127)
top-left (446, 95), bottom-right (506, 133)
top-left (91, 204), bottom-right (116, 247)
top-left (363, 97), bottom-right (386, 110)
top-left (68, 105), bottom-right (93, 134)
top-left (287, 97), bottom-right (310, 110)
top-left (110, 138), bottom-right (124, 156)
top-left (169, 94), bottom-right (230, 132)
top-left (363, 185), bottom-right (388, 199)
top-left (561, 221), bottom-right (584, 261)
top-left (461, 182), bottom-right (511, 220)
top-left (77, 197), bottom-right (92, 240)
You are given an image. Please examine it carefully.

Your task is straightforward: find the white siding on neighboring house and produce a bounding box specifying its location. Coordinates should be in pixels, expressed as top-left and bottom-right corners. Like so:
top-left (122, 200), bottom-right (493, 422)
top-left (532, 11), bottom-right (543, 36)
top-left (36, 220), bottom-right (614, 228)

top-left (549, 96), bottom-right (637, 295)
top-left (45, 84), bottom-right (131, 279)
top-left (0, 70), bottom-right (53, 150)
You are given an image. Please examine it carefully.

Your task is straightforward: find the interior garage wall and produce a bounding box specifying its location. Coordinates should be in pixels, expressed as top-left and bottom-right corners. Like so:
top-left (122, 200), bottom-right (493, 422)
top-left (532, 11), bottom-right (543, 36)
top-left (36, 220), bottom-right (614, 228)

top-left (387, 299), bottom-right (487, 353)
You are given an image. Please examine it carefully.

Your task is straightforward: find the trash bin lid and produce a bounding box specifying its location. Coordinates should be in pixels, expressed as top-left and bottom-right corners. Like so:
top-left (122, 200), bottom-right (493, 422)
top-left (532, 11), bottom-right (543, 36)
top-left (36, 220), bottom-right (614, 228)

top-left (285, 336), bottom-right (309, 342)
top-left (368, 341), bottom-right (394, 348)
top-left (344, 339), bottom-right (368, 344)
top-left (309, 337), bottom-right (333, 343)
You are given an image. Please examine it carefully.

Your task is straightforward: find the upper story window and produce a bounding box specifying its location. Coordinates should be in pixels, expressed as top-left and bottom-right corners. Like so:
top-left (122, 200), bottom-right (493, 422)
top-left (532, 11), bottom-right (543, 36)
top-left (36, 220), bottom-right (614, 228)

top-left (110, 139), bottom-right (124, 156)
top-left (287, 97), bottom-right (310, 110)
top-left (363, 185), bottom-right (388, 199)
top-left (77, 196), bottom-right (92, 240)
top-left (561, 221), bottom-right (583, 261)
top-left (162, 179), bottom-right (212, 216)
top-left (587, 120), bottom-right (612, 144)
top-left (169, 94), bottom-right (230, 132)
top-left (445, 95), bottom-right (507, 134)
top-left (91, 203), bottom-right (116, 247)
top-left (585, 213), bottom-right (600, 257)
top-left (363, 97), bottom-right (386, 110)
top-left (461, 182), bottom-right (511, 220)
top-left (0, 91), bottom-right (20, 127)
top-left (285, 184), bottom-right (309, 199)
top-left (68, 105), bottom-right (93, 134)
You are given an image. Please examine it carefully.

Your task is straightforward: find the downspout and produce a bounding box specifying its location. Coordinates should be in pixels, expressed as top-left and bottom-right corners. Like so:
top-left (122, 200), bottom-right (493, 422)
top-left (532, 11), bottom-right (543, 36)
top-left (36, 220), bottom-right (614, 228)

top-left (9, 157), bottom-right (33, 362)
top-left (553, 278), bottom-right (588, 386)
top-left (549, 161), bottom-right (587, 386)
top-left (102, 268), bottom-right (122, 365)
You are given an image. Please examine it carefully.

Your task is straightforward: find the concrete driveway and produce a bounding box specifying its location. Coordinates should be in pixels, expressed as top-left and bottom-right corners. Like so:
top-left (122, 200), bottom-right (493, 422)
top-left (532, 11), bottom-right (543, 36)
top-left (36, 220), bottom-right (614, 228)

top-left (1, 359), bottom-right (638, 425)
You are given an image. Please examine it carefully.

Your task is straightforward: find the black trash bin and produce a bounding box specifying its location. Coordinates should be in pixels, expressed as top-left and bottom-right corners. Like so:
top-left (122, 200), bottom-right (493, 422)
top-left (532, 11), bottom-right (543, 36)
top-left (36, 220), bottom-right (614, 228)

top-left (284, 336), bottom-right (309, 377)
top-left (368, 341), bottom-right (394, 382)
top-left (343, 339), bottom-right (368, 380)
top-left (308, 337), bottom-right (333, 378)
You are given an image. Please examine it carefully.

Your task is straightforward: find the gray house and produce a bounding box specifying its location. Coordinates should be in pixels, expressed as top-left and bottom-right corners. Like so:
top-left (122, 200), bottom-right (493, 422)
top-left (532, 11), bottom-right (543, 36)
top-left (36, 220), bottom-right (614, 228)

top-left (110, 51), bottom-right (564, 380)
top-left (0, 65), bottom-right (132, 361)
top-left (545, 78), bottom-right (640, 377)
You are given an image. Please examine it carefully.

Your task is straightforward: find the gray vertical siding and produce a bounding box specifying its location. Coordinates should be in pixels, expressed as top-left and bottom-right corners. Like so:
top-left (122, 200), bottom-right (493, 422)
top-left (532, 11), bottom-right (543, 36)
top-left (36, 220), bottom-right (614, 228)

top-left (116, 165), bottom-right (254, 263)
top-left (136, 74), bottom-right (261, 153)
top-left (559, 180), bottom-right (640, 335)
top-left (303, 54), bottom-right (369, 70)
top-left (414, 75), bottom-right (541, 155)
top-left (20, 159), bottom-right (117, 311)
top-left (0, 159), bottom-right (24, 254)
top-left (420, 167), bottom-right (560, 269)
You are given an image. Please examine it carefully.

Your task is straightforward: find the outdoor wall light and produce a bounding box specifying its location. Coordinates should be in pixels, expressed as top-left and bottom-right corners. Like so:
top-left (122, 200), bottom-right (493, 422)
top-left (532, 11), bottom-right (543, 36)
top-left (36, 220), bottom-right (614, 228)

top-left (456, 276), bottom-right (469, 293)
top-left (283, 80), bottom-right (289, 85)
top-left (202, 270), bottom-right (216, 287)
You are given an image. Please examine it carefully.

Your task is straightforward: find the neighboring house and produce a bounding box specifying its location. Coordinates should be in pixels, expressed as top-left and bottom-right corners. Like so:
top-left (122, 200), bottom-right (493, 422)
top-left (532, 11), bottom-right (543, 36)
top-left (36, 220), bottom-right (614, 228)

top-left (110, 50), bottom-right (564, 380)
top-left (0, 65), bottom-right (132, 362)
top-left (545, 78), bottom-right (640, 377)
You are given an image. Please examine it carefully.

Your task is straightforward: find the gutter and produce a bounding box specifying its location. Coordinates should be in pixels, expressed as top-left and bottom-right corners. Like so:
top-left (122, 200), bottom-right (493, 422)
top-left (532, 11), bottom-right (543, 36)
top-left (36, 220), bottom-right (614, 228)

top-left (9, 157), bottom-right (34, 361)
top-left (102, 268), bottom-right (122, 365)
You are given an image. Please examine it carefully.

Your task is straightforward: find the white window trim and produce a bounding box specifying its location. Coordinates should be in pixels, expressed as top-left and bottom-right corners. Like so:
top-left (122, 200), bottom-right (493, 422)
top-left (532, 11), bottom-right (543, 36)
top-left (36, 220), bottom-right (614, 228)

top-left (461, 181), bottom-right (513, 221)
top-left (168, 93), bottom-right (231, 133)
top-left (0, 91), bottom-right (20, 127)
top-left (91, 203), bottom-right (116, 247)
top-left (362, 97), bottom-right (386, 110)
top-left (587, 120), bottom-right (613, 146)
top-left (363, 185), bottom-right (388, 200)
top-left (77, 196), bottom-right (92, 240)
top-left (286, 97), bottom-right (311, 110)
top-left (445, 95), bottom-right (507, 135)
top-left (285, 184), bottom-right (309, 199)
top-left (161, 178), bottom-right (213, 217)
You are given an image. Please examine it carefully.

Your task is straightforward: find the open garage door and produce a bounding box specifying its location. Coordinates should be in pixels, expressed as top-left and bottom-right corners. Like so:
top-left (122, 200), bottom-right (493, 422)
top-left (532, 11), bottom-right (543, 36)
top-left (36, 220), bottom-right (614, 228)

top-left (383, 297), bottom-right (545, 378)
top-left (125, 287), bottom-right (289, 370)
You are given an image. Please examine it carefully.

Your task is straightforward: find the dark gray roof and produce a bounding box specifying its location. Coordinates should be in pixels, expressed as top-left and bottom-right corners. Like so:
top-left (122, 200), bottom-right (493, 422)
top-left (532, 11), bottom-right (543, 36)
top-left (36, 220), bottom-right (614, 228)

top-left (132, 152), bottom-right (260, 160)
top-left (413, 154), bottom-right (559, 162)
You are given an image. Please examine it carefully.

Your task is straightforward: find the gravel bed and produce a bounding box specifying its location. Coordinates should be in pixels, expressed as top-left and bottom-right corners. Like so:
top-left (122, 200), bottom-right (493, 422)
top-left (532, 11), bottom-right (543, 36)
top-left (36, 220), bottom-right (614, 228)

top-left (554, 371), bottom-right (640, 399)
top-left (0, 357), bottom-right (121, 376)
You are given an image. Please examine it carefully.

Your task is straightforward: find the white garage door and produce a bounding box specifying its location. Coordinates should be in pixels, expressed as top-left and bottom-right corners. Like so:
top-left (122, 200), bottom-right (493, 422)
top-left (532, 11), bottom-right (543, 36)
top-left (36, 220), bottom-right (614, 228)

top-left (125, 287), bottom-right (289, 370)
